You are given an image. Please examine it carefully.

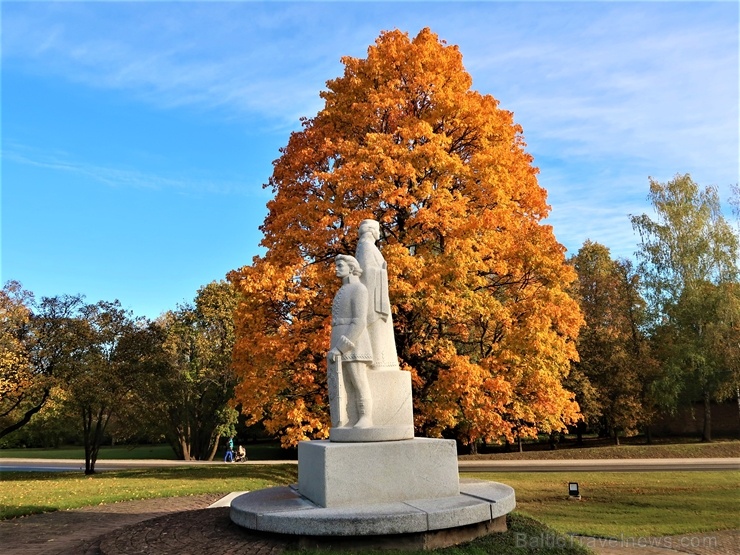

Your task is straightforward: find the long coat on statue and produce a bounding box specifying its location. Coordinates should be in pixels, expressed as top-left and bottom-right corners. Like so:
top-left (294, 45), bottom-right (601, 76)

top-left (355, 238), bottom-right (399, 369)
top-left (330, 280), bottom-right (373, 363)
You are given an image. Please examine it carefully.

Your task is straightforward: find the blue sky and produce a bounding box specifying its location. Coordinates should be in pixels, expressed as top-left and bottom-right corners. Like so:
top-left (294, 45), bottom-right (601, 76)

top-left (2, 1), bottom-right (738, 320)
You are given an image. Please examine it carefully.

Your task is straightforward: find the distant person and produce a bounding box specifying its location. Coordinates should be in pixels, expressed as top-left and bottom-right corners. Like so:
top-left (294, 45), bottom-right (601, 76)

top-left (235, 445), bottom-right (247, 462)
top-left (224, 447), bottom-right (234, 463)
top-left (228, 437), bottom-right (234, 451)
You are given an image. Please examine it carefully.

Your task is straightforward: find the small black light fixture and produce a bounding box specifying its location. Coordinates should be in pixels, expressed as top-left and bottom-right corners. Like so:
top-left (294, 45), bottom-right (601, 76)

top-left (568, 482), bottom-right (581, 500)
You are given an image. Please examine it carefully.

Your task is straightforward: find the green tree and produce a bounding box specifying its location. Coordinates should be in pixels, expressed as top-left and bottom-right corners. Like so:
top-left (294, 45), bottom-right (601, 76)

top-left (570, 241), bottom-right (656, 444)
top-left (61, 301), bottom-right (147, 474)
top-left (228, 28), bottom-right (583, 448)
top-left (631, 174), bottom-right (739, 441)
top-left (143, 281), bottom-right (240, 460)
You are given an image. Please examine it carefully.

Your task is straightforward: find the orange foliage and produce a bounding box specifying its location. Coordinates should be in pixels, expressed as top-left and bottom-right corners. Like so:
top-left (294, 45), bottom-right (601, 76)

top-left (0, 282), bottom-right (34, 403)
top-left (228, 29), bottom-right (583, 447)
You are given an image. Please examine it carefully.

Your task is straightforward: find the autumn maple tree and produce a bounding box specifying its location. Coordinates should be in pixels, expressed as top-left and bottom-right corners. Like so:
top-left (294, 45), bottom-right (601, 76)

top-left (229, 28), bottom-right (583, 448)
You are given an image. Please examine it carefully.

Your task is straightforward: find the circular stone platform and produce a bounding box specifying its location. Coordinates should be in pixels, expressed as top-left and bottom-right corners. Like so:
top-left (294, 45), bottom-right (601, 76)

top-left (230, 479), bottom-right (515, 549)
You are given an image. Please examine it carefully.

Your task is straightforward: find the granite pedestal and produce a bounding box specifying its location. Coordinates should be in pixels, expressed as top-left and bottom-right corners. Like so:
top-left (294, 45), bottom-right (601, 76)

top-left (298, 438), bottom-right (458, 507)
top-left (230, 438), bottom-right (516, 549)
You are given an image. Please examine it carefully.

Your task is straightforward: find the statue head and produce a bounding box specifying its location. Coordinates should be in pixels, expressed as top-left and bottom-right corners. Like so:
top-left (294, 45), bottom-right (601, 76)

top-left (335, 254), bottom-right (363, 277)
top-left (359, 219), bottom-right (380, 241)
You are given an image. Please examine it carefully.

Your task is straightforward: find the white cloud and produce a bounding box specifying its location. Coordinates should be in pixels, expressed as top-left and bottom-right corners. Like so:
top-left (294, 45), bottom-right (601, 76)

top-left (2, 143), bottom-right (267, 198)
top-left (3, 1), bottom-right (737, 261)
top-left (2, 2), bottom-right (342, 130)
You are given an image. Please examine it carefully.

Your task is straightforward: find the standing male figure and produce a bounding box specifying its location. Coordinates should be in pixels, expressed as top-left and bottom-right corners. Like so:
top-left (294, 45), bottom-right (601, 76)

top-left (355, 219), bottom-right (400, 370)
top-left (328, 255), bottom-right (374, 429)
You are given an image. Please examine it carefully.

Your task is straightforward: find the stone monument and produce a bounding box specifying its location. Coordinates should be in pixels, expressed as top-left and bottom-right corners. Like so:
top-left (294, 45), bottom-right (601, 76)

top-left (230, 220), bottom-right (515, 549)
top-left (328, 221), bottom-right (414, 443)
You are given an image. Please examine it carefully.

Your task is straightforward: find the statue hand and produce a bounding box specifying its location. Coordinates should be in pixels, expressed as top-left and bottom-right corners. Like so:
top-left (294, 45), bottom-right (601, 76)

top-left (328, 348), bottom-right (341, 362)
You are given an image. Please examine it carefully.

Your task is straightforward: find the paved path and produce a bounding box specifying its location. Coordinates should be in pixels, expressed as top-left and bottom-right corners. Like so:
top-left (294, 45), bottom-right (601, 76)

top-left (574, 533), bottom-right (740, 555)
top-left (0, 493), bottom-right (737, 555)
top-left (0, 494), bottom-right (225, 555)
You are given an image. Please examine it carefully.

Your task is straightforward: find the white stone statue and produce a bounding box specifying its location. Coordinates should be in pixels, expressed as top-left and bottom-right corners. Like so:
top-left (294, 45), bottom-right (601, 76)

top-left (328, 223), bottom-right (414, 443)
top-left (327, 254), bottom-right (374, 429)
top-left (355, 219), bottom-right (400, 370)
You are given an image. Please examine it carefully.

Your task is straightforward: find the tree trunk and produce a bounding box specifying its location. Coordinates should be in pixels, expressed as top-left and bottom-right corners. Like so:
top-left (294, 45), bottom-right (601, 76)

top-left (517, 434), bottom-right (523, 453)
top-left (207, 434), bottom-right (221, 461)
top-left (576, 421), bottom-right (585, 445)
top-left (736, 385), bottom-right (740, 439)
top-left (82, 407), bottom-right (94, 474)
top-left (702, 390), bottom-right (712, 442)
top-left (614, 429), bottom-right (620, 446)
top-left (180, 438), bottom-right (191, 461)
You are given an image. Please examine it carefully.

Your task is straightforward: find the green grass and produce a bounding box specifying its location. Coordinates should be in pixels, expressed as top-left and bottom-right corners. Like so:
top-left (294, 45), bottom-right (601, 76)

top-left (470, 470), bottom-right (740, 537)
top-left (0, 444), bottom-right (178, 460)
top-left (461, 439), bottom-right (740, 460)
top-left (0, 464), bottom-right (298, 519)
top-left (0, 441), bottom-right (295, 460)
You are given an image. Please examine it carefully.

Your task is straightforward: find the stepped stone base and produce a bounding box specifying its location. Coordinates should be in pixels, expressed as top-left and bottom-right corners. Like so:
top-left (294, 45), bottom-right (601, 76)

top-left (229, 479), bottom-right (515, 543)
top-left (230, 437), bottom-right (516, 548)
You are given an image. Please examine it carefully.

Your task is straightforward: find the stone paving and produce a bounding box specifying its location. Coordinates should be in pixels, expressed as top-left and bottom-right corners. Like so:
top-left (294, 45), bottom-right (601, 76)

top-left (574, 532), bottom-right (740, 555)
top-left (0, 493), bottom-right (737, 555)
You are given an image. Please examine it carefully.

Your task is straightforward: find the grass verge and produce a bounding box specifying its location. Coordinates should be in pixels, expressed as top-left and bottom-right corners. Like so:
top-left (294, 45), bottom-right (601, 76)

top-left (0, 464), bottom-right (298, 520)
top-left (470, 470), bottom-right (740, 537)
top-left (0, 442), bottom-right (293, 461)
top-left (460, 439), bottom-right (740, 460)
top-left (0, 444), bottom-right (176, 460)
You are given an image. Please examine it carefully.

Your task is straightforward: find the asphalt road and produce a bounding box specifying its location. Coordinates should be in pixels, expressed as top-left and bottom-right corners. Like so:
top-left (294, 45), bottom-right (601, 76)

top-left (1, 457), bottom-right (737, 472)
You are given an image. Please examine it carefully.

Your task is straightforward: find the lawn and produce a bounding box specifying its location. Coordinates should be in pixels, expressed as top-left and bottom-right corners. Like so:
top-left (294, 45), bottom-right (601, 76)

top-left (460, 438), bottom-right (740, 460)
top-left (0, 465), bottom-right (596, 555)
top-left (2, 464), bottom-right (737, 540)
top-left (471, 470), bottom-right (740, 537)
top-left (0, 441), bottom-right (294, 461)
top-left (0, 464), bottom-right (297, 519)
top-left (0, 444), bottom-right (178, 460)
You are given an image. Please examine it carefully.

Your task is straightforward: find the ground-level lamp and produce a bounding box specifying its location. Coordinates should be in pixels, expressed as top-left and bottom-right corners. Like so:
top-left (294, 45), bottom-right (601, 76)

top-left (568, 482), bottom-right (581, 500)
